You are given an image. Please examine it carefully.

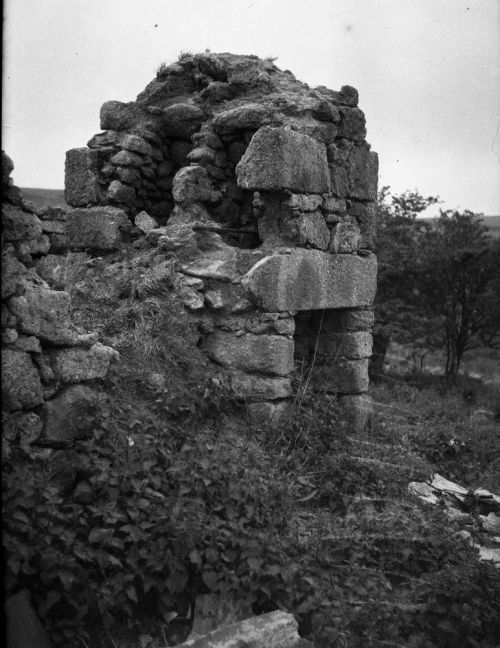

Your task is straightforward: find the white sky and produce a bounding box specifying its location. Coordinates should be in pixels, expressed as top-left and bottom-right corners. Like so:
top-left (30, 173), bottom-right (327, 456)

top-left (3, 0), bottom-right (500, 216)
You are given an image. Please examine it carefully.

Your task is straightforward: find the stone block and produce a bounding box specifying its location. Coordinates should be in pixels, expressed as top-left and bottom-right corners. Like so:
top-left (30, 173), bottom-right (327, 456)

top-left (2, 349), bottom-right (43, 411)
top-left (328, 217), bottom-right (361, 254)
top-left (100, 100), bottom-right (147, 131)
top-left (323, 308), bottom-right (375, 331)
top-left (115, 166), bottom-right (142, 186)
top-left (66, 206), bottom-right (131, 250)
top-left (2, 205), bottom-right (43, 241)
top-left (64, 147), bottom-right (103, 206)
top-left (162, 103), bottom-right (206, 138)
top-left (347, 200), bottom-right (377, 249)
top-left (243, 250), bottom-right (377, 312)
top-left (119, 133), bottom-right (152, 156)
top-left (11, 335), bottom-right (42, 353)
top-left (236, 127), bottom-right (331, 194)
top-left (322, 196), bottom-right (347, 216)
top-left (106, 180), bottom-right (136, 204)
top-left (316, 84), bottom-right (359, 107)
top-left (203, 331), bottom-right (294, 376)
top-left (281, 212), bottom-right (330, 250)
top-left (188, 145), bottom-right (217, 165)
top-left (2, 327), bottom-right (18, 344)
top-left (348, 147), bottom-right (378, 202)
top-left (338, 107), bottom-right (367, 141)
top-left (87, 129), bottom-right (121, 149)
top-left (229, 370), bottom-right (292, 401)
top-left (212, 103), bottom-right (273, 135)
top-left (328, 164), bottom-right (349, 198)
top-left (134, 211), bottom-right (158, 234)
top-left (244, 315), bottom-right (295, 337)
top-left (2, 411), bottom-right (43, 455)
top-left (316, 331), bottom-right (373, 361)
top-left (15, 234), bottom-right (51, 261)
top-left (109, 149), bottom-right (144, 167)
top-left (1, 246), bottom-right (27, 299)
top-left (294, 120), bottom-right (338, 145)
top-left (40, 219), bottom-right (66, 234)
top-left (39, 342), bottom-right (118, 384)
top-left (283, 194), bottom-right (323, 213)
top-left (177, 610), bottom-right (301, 648)
top-left (309, 358), bottom-right (369, 394)
top-left (8, 284), bottom-right (79, 345)
top-left (172, 165), bottom-right (220, 206)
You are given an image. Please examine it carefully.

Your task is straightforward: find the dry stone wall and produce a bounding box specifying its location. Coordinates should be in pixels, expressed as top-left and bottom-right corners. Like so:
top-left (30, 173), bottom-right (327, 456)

top-left (1, 151), bottom-right (117, 456)
top-left (64, 52), bottom-right (379, 427)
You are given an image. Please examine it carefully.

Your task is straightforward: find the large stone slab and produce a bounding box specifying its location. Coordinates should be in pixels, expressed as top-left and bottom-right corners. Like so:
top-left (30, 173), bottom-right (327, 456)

top-left (203, 331), bottom-right (294, 376)
top-left (177, 610), bottom-right (303, 648)
top-left (64, 148), bottom-right (102, 207)
top-left (236, 127), bottom-right (331, 194)
top-left (66, 206), bottom-right (131, 250)
top-left (243, 250), bottom-right (377, 312)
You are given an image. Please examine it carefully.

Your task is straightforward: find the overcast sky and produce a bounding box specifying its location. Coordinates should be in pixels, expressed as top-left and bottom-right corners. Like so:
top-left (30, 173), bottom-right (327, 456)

top-left (3, 0), bottom-right (500, 215)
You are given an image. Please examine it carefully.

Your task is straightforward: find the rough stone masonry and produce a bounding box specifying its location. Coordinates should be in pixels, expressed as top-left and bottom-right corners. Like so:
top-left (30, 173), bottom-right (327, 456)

top-left (64, 52), bottom-right (379, 428)
top-left (1, 151), bottom-right (118, 454)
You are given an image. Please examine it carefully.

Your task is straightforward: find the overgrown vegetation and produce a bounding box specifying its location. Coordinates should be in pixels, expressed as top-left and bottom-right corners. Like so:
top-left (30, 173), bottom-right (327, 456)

top-left (374, 188), bottom-right (500, 377)
top-left (3, 244), bottom-right (500, 647)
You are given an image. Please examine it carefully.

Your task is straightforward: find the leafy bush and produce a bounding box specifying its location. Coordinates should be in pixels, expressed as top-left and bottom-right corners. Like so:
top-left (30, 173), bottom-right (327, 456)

top-left (3, 386), bottom-right (296, 645)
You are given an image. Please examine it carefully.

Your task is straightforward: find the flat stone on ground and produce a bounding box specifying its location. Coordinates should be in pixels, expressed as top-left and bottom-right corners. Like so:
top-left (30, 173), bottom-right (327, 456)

top-left (177, 610), bottom-right (302, 648)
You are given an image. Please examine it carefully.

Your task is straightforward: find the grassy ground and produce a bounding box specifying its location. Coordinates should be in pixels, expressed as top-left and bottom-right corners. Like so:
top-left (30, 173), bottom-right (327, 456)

top-left (4, 244), bottom-right (500, 648)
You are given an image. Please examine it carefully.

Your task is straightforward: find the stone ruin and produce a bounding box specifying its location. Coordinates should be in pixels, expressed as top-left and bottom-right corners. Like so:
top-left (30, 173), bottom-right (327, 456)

top-left (2, 52), bottom-right (377, 435)
top-left (1, 151), bottom-right (117, 453)
top-left (62, 52), bottom-right (378, 427)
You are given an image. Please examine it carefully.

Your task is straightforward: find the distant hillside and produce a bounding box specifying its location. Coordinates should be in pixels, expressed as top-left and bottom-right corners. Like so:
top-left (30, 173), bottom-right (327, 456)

top-left (20, 187), bottom-right (67, 210)
top-left (484, 215), bottom-right (500, 239)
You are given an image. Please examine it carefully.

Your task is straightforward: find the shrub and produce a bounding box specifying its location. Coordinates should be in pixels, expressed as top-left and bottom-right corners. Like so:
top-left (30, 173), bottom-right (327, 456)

top-left (2, 383), bottom-right (296, 646)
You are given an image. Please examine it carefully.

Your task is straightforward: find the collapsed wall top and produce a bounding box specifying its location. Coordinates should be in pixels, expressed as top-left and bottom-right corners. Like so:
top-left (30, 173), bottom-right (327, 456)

top-left (65, 51), bottom-right (378, 248)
